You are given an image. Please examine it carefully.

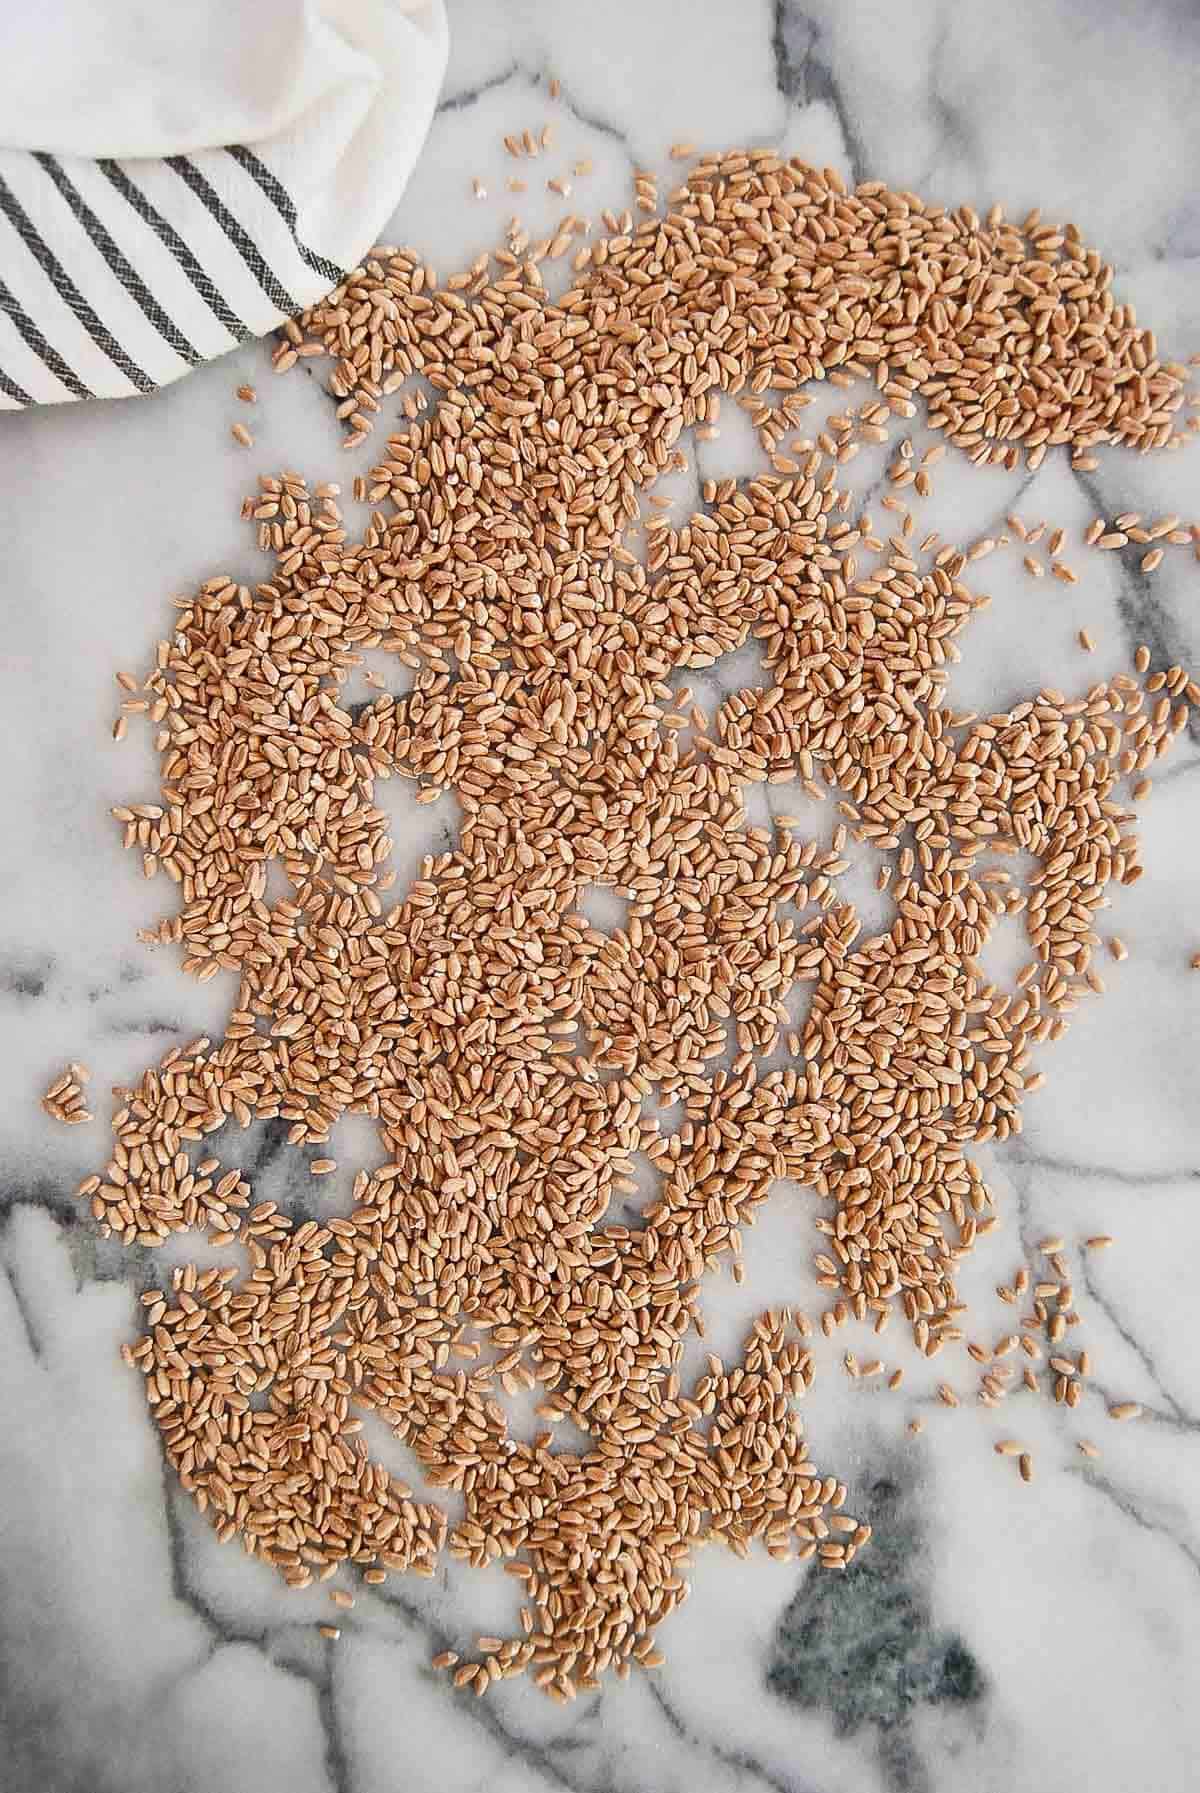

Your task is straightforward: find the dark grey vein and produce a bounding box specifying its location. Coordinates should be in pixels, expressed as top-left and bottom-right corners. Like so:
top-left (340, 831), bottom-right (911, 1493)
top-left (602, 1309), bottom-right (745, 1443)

top-left (436, 62), bottom-right (520, 116)
top-left (646, 1677), bottom-right (809, 1793)
top-left (372, 1582), bottom-right (598, 1793)
top-left (772, 2), bottom-right (867, 186)
top-left (920, 12), bottom-right (981, 195)
top-left (1006, 1141), bottom-right (1200, 1189)
top-left (160, 1481), bottom-right (349, 1793)
top-left (1077, 1253), bottom-right (1194, 1425)
top-left (1071, 1465), bottom-right (1200, 1582)
top-left (1, 1254), bottom-right (44, 1358)
top-left (1070, 461), bottom-right (1200, 747)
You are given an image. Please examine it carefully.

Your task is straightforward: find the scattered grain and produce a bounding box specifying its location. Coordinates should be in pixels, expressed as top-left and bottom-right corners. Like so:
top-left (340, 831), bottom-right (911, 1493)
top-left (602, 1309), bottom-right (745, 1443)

top-left (74, 155), bottom-right (1195, 1699)
top-left (41, 1065), bottom-right (93, 1126)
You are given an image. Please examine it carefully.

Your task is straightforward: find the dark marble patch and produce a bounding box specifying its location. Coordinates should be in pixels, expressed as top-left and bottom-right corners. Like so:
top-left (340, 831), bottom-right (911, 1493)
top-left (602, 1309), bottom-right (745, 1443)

top-left (108, 1016), bottom-right (186, 1036)
top-left (188, 1115), bottom-right (322, 1228)
top-left (766, 1449), bottom-right (985, 1793)
top-left (0, 955), bottom-right (51, 999)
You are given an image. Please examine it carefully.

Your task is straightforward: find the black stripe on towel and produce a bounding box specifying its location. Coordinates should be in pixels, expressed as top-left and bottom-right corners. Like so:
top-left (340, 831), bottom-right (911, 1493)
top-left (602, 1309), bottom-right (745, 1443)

top-left (34, 153), bottom-right (201, 367)
top-left (0, 174), bottom-right (154, 393)
top-left (165, 157), bottom-right (297, 314)
top-left (0, 363), bottom-right (34, 406)
top-left (97, 160), bottom-right (250, 343)
top-left (0, 271), bottom-right (91, 399)
top-left (226, 146), bottom-right (345, 289)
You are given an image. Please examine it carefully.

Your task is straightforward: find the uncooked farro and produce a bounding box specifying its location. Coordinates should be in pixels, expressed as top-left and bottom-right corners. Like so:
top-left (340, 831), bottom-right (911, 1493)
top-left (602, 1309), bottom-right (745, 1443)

top-left (75, 149), bottom-right (1196, 1699)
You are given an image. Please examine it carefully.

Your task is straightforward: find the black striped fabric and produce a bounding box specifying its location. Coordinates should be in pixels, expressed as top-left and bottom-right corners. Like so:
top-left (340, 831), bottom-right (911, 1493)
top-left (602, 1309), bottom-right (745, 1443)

top-left (33, 153), bottom-right (202, 369)
top-left (0, 171), bottom-right (155, 393)
top-left (164, 157), bottom-right (299, 317)
top-left (0, 0), bottom-right (449, 410)
top-left (226, 146), bottom-right (346, 289)
top-left (96, 160), bottom-right (251, 344)
top-left (0, 268), bottom-right (93, 400)
top-left (0, 142), bottom-right (346, 409)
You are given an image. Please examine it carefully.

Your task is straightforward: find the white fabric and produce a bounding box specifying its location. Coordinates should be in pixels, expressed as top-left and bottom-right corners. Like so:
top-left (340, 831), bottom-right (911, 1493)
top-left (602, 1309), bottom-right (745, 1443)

top-left (0, 0), bottom-right (448, 406)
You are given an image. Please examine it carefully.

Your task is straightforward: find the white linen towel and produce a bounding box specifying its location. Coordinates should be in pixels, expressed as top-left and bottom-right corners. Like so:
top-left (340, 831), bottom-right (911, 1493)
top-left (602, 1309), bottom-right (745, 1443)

top-left (0, 0), bottom-right (448, 408)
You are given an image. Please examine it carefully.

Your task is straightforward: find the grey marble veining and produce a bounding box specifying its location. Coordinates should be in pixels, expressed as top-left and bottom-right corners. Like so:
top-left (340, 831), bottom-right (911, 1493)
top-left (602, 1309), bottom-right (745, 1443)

top-left (2, 2), bottom-right (1200, 1789)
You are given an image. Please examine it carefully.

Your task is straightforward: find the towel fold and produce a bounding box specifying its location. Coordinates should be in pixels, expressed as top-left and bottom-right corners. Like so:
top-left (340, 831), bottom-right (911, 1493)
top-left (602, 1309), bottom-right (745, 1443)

top-left (0, 0), bottom-right (448, 407)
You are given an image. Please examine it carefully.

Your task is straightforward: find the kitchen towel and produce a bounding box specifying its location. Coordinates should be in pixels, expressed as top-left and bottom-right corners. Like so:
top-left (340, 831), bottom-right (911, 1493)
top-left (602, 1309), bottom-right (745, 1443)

top-left (0, 0), bottom-right (448, 409)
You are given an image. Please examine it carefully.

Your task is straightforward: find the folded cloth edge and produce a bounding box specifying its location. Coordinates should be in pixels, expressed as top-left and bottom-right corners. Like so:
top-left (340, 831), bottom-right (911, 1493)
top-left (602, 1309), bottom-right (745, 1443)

top-left (0, 0), bottom-right (448, 408)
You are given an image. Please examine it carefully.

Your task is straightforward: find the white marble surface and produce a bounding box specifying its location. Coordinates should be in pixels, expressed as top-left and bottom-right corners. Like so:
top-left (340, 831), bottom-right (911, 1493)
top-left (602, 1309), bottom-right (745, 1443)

top-left (3, 3), bottom-right (1200, 1790)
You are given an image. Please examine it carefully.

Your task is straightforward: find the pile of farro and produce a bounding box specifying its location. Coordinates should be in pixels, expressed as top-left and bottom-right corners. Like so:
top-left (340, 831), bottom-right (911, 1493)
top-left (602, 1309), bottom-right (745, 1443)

top-left (83, 153), bottom-right (1195, 1700)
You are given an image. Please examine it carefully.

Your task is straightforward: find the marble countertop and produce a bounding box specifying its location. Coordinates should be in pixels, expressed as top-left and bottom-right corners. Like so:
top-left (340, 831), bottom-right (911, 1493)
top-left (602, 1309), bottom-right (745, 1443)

top-left (3, 3), bottom-right (1199, 1790)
